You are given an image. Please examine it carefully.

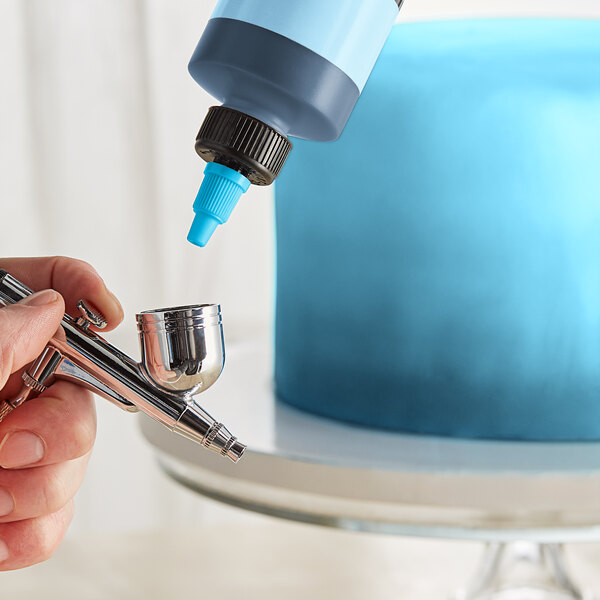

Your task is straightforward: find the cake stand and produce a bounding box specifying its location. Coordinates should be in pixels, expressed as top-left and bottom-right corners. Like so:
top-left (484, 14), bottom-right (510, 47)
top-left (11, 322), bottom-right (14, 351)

top-left (141, 339), bottom-right (600, 599)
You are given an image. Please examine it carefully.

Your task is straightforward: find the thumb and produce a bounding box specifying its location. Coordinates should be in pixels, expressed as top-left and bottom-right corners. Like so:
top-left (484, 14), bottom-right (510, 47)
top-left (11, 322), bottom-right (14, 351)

top-left (0, 290), bottom-right (65, 389)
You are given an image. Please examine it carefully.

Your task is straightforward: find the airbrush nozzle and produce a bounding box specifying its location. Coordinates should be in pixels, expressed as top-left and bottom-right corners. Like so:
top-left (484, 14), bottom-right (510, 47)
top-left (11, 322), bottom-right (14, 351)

top-left (176, 404), bottom-right (246, 463)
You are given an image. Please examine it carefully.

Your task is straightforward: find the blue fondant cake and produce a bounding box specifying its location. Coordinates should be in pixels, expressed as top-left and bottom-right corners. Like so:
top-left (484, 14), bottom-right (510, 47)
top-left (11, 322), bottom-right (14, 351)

top-left (274, 19), bottom-right (600, 440)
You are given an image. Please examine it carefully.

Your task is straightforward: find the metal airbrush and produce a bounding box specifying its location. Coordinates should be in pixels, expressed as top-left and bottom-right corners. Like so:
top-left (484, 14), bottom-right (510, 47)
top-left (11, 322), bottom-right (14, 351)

top-left (0, 270), bottom-right (245, 463)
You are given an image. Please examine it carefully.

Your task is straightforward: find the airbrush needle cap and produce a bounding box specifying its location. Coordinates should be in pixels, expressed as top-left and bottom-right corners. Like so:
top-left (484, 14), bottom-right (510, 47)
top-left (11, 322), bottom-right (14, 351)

top-left (187, 162), bottom-right (251, 247)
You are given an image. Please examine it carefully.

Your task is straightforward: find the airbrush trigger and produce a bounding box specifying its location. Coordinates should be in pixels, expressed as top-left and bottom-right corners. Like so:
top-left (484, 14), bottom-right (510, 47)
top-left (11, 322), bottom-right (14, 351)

top-left (76, 300), bottom-right (108, 330)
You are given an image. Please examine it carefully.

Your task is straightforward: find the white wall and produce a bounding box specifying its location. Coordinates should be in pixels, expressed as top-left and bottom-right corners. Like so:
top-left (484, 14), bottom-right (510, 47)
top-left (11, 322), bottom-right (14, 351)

top-left (0, 0), bottom-right (599, 536)
top-left (399, 0), bottom-right (600, 20)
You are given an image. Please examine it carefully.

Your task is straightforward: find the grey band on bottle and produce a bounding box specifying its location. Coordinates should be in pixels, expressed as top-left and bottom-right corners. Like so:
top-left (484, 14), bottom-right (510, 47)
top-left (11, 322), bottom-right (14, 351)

top-left (189, 18), bottom-right (361, 142)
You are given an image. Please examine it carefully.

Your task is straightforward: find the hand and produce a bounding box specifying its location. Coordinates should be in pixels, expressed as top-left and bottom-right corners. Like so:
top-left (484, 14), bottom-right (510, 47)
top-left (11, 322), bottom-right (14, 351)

top-left (0, 257), bottom-right (123, 570)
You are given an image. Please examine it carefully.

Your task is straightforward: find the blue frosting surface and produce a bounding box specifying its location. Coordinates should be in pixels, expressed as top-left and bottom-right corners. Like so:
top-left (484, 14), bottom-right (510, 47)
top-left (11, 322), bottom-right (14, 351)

top-left (274, 19), bottom-right (600, 440)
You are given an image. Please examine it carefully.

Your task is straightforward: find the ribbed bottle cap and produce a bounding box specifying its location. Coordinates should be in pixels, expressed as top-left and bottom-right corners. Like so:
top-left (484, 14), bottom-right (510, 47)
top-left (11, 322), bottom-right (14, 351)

top-left (195, 106), bottom-right (292, 185)
top-left (187, 162), bottom-right (251, 247)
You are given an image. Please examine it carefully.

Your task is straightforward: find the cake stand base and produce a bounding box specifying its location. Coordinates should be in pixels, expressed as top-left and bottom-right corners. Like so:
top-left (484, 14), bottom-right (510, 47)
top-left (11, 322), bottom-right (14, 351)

top-left (141, 341), bottom-right (600, 600)
top-left (455, 543), bottom-right (592, 600)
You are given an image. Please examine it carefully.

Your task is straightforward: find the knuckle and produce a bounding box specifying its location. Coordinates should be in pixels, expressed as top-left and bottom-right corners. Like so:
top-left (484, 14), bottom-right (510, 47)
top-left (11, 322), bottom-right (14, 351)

top-left (36, 502), bottom-right (73, 563)
top-left (41, 469), bottom-right (71, 515)
top-left (0, 502), bottom-right (72, 569)
top-left (34, 522), bottom-right (61, 563)
top-left (60, 257), bottom-right (104, 297)
top-left (50, 256), bottom-right (98, 288)
top-left (72, 419), bottom-right (96, 458)
top-left (55, 255), bottom-right (94, 275)
top-left (0, 333), bottom-right (5, 384)
top-left (21, 514), bottom-right (64, 565)
top-left (70, 257), bottom-right (94, 273)
top-left (51, 255), bottom-right (79, 268)
top-left (59, 392), bottom-right (96, 458)
top-left (0, 311), bottom-right (17, 385)
top-left (35, 385), bottom-right (96, 459)
top-left (78, 395), bottom-right (97, 450)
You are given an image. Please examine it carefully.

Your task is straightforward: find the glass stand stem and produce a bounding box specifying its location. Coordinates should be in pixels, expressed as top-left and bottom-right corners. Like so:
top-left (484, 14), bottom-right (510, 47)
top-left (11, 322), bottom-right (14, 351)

top-left (453, 542), bottom-right (593, 600)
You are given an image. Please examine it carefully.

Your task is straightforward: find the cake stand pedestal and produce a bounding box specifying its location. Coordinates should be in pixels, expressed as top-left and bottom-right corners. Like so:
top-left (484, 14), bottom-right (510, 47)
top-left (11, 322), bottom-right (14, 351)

top-left (454, 542), bottom-right (590, 599)
top-left (141, 339), bottom-right (600, 599)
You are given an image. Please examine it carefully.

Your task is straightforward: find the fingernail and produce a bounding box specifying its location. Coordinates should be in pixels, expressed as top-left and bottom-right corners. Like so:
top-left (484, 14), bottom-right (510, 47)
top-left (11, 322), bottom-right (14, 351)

top-left (20, 289), bottom-right (59, 308)
top-left (0, 487), bottom-right (14, 517)
top-left (0, 539), bottom-right (8, 563)
top-left (0, 431), bottom-right (45, 468)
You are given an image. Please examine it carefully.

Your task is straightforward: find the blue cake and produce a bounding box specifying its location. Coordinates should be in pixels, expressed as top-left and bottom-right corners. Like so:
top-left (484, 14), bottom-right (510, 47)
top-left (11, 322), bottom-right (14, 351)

top-left (274, 19), bottom-right (600, 440)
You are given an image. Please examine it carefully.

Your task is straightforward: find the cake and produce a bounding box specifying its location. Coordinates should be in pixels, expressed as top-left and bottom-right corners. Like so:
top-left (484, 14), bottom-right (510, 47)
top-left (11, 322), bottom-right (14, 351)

top-left (274, 19), bottom-right (600, 440)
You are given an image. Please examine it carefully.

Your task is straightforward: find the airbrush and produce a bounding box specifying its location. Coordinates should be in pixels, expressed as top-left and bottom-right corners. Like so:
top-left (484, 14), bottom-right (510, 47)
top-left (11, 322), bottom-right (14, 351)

top-left (0, 270), bottom-right (245, 463)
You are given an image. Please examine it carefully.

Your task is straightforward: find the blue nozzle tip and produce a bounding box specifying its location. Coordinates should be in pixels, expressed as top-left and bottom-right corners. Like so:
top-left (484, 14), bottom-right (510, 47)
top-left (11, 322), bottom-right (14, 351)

top-left (188, 162), bottom-right (251, 247)
top-left (187, 213), bottom-right (220, 247)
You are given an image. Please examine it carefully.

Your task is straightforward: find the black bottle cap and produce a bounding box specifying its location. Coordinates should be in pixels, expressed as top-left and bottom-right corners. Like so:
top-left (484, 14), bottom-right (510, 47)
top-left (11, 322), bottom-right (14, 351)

top-left (195, 106), bottom-right (292, 186)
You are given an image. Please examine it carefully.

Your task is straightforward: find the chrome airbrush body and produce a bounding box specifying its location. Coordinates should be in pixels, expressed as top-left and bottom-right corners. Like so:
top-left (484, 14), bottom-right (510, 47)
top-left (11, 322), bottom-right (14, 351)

top-left (0, 270), bottom-right (245, 463)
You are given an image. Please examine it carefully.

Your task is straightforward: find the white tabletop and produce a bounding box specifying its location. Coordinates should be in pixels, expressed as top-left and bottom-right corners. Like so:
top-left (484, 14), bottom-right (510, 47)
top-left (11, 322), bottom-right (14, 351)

top-left (141, 338), bottom-right (600, 542)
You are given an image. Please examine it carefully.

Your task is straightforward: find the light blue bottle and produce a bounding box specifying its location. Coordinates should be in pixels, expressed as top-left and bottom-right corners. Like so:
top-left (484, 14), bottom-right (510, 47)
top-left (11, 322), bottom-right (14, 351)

top-left (275, 19), bottom-right (600, 441)
top-left (187, 0), bottom-right (401, 246)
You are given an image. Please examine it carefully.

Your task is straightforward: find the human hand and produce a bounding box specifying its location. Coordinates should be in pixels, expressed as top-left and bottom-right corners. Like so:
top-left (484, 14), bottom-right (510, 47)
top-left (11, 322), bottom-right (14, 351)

top-left (0, 257), bottom-right (123, 570)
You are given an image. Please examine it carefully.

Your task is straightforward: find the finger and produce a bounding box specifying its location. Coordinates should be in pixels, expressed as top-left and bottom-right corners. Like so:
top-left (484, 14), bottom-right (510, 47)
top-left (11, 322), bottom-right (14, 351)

top-left (0, 381), bottom-right (96, 469)
top-left (0, 256), bottom-right (123, 331)
top-left (0, 500), bottom-right (74, 570)
top-left (0, 367), bottom-right (33, 402)
top-left (0, 452), bottom-right (91, 522)
top-left (0, 291), bottom-right (65, 389)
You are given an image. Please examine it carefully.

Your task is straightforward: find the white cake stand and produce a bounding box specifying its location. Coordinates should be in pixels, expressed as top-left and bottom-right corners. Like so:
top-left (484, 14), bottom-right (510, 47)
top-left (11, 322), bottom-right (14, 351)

top-left (141, 339), bottom-right (600, 600)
